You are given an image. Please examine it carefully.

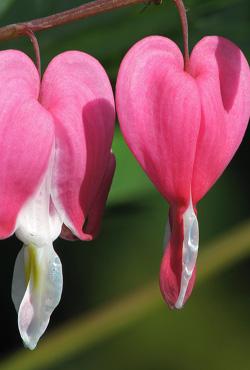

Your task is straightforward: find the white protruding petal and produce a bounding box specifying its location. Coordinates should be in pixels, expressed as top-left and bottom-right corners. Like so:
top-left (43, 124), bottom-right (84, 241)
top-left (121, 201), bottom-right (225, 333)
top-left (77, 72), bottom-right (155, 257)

top-left (12, 246), bottom-right (27, 314)
top-left (175, 201), bottom-right (199, 309)
top-left (13, 145), bottom-right (64, 349)
top-left (11, 243), bottom-right (63, 350)
top-left (15, 146), bottom-right (62, 247)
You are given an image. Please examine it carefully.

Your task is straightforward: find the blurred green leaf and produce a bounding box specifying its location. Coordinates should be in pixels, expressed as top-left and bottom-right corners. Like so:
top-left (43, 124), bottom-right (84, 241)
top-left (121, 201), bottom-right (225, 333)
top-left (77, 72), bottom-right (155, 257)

top-left (108, 129), bottom-right (154, 204)
top-left (0, 0), bottom-right (15, 17)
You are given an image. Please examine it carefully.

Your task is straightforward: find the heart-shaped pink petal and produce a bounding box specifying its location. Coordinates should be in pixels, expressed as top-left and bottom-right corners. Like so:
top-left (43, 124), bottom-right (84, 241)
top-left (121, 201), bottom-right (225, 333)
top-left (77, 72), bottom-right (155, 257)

top-left (40, 51), bottom-right (115, 240)
top-left (116, 36), bottom-right (201, 208)
top-left (0, 50), bottom-right (54, 238)
top-left (190, 36), bottom-right (250, 203)
top-left (116, 35), bottom-right (250, 308)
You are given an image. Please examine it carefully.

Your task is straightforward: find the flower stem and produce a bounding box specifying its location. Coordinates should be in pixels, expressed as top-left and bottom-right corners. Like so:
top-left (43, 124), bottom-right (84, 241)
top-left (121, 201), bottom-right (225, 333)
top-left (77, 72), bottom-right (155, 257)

top-left (0, 0), bottom-right (188, 72)
top-left (172, 0), bottom-right (189, 71)
top-left (24, 29), bottom-right (41, 78)
top-left (0, 0), bottom-right (161, 42)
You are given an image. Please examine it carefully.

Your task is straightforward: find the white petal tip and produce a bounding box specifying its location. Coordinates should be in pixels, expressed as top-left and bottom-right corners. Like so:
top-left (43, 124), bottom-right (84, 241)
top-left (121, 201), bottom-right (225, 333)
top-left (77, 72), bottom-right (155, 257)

top-left (13, 243), bottom-right (63, 350)
top-left (22, 337), bottom-right (37, 351)
top-left (174, 301), bottom-right (184, 310)
top-left (175, 200), bottom-right (199, 309)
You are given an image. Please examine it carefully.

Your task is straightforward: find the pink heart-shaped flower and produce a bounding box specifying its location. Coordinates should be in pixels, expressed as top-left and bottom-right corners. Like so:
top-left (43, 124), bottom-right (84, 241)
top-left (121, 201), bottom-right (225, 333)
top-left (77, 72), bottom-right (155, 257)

top-left (0, 50), bottom-right (115, 349)
top-left (116, 35), bottom-right (250, 308)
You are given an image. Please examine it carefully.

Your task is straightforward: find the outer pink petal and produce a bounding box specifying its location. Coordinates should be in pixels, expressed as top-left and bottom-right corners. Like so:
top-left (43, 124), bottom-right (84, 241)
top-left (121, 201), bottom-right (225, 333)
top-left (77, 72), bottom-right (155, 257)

top-left (60, 153), bottom-right (115, 241)
top-left (190, 36), bottom-right (250, 203)
top-left (116, 36), bottom-right (201, 207)
top-left (40, 51), bottom-right (115, 240)
top-left (0, 51), bottom-right (54, 237)
top-left (84, 153), bottom-right (115, 238)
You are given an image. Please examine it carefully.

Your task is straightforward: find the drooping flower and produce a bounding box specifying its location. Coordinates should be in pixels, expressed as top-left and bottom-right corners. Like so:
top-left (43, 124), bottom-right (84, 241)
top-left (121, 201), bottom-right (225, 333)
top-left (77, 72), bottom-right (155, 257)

top-left (116, 35), bottom-right (250, 309)
top-left (0, 50), bottom-right (115, 349)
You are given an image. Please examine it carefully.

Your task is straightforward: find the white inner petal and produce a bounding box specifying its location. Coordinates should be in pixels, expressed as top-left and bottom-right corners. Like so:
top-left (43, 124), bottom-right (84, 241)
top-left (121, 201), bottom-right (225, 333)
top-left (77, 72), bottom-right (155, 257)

top-left (12, 146), bottom-right (64, 349)
top-left (15, 147), bottom-right (62, 246)
top-left (175, 200), bottom-right (199, 309)
top-left (12, 243), bottom-right (63, 350)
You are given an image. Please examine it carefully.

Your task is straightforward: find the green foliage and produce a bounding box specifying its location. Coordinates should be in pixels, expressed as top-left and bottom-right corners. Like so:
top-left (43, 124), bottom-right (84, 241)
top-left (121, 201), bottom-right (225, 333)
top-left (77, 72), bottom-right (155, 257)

top-left (0, 0), bottom-right (15, 17)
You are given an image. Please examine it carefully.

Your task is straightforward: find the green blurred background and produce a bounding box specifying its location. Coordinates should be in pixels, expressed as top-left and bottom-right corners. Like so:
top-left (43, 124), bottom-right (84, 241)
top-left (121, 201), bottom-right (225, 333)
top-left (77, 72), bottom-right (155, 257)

top-left (0, 0), bottom-right (249, 369)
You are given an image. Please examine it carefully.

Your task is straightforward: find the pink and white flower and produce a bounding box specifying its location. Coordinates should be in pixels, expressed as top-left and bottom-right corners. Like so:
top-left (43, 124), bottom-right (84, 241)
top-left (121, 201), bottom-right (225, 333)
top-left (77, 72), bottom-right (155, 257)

top-left (0, 50), bottom-right (115, 349)
top-left (116, 36), bottom-right (250, 309)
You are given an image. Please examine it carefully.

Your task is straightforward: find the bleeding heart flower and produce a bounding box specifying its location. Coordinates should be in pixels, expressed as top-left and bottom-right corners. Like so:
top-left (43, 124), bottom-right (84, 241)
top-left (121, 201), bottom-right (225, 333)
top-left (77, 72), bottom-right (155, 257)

top-left (0, 50), bottom-right (115, 349)
top-left (116, 35), bottom-right (250, 309)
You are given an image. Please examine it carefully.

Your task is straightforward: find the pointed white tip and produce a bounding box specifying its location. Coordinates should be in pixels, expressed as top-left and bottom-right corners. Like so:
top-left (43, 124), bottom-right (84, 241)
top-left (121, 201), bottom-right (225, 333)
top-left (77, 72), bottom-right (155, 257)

top-left (175, 200), bottom-right (199, 309)
top-left (12, 243), bottom-right (63, 350)
top-left (22, 336), bottom-right (37, 351)
top-left (174, 301), bottom-right (184, 310)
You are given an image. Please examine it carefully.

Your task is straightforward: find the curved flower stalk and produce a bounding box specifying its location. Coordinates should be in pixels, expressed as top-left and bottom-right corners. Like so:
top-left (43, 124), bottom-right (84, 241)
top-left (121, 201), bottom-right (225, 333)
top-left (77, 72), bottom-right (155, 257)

top-left (0, 50), bottom-right (115, 349)
top-left (116, 36), bottom-right (250, 309)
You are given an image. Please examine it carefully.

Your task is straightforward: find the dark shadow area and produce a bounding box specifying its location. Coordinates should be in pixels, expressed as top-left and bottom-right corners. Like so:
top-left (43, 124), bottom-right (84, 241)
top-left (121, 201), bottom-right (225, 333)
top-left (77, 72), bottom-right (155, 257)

top-left (216, 36), bottom-right (241, 112)
top-left (79, 98), bottom-right (115, 236)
